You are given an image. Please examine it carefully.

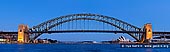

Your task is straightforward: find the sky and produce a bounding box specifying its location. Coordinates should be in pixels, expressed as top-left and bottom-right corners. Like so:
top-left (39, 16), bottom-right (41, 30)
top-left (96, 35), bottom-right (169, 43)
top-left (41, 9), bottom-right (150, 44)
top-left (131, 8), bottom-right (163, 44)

top-left (0, 0), bottom-right (170, 41)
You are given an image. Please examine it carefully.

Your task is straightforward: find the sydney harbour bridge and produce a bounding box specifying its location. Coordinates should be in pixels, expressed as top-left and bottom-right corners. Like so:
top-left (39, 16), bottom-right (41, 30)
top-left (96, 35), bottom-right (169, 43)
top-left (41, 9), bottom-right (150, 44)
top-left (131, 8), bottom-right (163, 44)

top-left (0, 13), bottom-right (170, 43)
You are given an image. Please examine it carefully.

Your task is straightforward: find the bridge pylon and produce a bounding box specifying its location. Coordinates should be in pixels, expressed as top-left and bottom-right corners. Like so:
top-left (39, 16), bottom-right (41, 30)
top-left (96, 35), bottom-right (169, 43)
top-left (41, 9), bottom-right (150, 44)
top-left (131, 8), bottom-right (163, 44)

top-left (141, 23), bottom-right (152, 43)
top-left (17, 24), bottom-right (29, 43)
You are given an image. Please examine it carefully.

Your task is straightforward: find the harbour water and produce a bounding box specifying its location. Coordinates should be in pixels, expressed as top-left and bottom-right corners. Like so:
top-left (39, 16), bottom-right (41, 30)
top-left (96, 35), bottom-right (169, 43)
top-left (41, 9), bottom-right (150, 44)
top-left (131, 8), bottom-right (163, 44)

top-left (0, 44), bottom-right (169, 52)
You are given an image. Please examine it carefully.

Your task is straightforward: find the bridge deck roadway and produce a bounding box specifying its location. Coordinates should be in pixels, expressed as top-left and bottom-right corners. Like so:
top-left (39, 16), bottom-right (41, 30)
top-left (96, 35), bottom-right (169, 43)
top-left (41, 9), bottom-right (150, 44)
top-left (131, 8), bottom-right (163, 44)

top-left (1, 30), bottom-right (170, 35)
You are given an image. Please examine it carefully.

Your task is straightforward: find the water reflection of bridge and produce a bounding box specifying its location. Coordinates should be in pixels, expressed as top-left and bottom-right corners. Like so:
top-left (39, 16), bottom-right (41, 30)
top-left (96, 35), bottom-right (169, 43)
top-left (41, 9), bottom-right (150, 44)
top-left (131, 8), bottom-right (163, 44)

top-left (0, 13), bottom-right (170, 43)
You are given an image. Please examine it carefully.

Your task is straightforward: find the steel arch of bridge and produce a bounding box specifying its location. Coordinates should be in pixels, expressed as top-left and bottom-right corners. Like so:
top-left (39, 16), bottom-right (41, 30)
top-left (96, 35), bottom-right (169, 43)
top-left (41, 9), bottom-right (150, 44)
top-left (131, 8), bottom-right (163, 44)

top-left (30, 13), bottom-right (142, 41)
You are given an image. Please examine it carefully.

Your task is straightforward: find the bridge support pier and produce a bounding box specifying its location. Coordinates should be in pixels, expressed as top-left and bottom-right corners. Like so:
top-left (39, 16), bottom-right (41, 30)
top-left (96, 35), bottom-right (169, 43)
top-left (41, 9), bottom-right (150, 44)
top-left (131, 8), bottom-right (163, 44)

top-left (17, 24), bottom-right (29, 43)
top-left (143, 23), bottom-right (153, 43)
